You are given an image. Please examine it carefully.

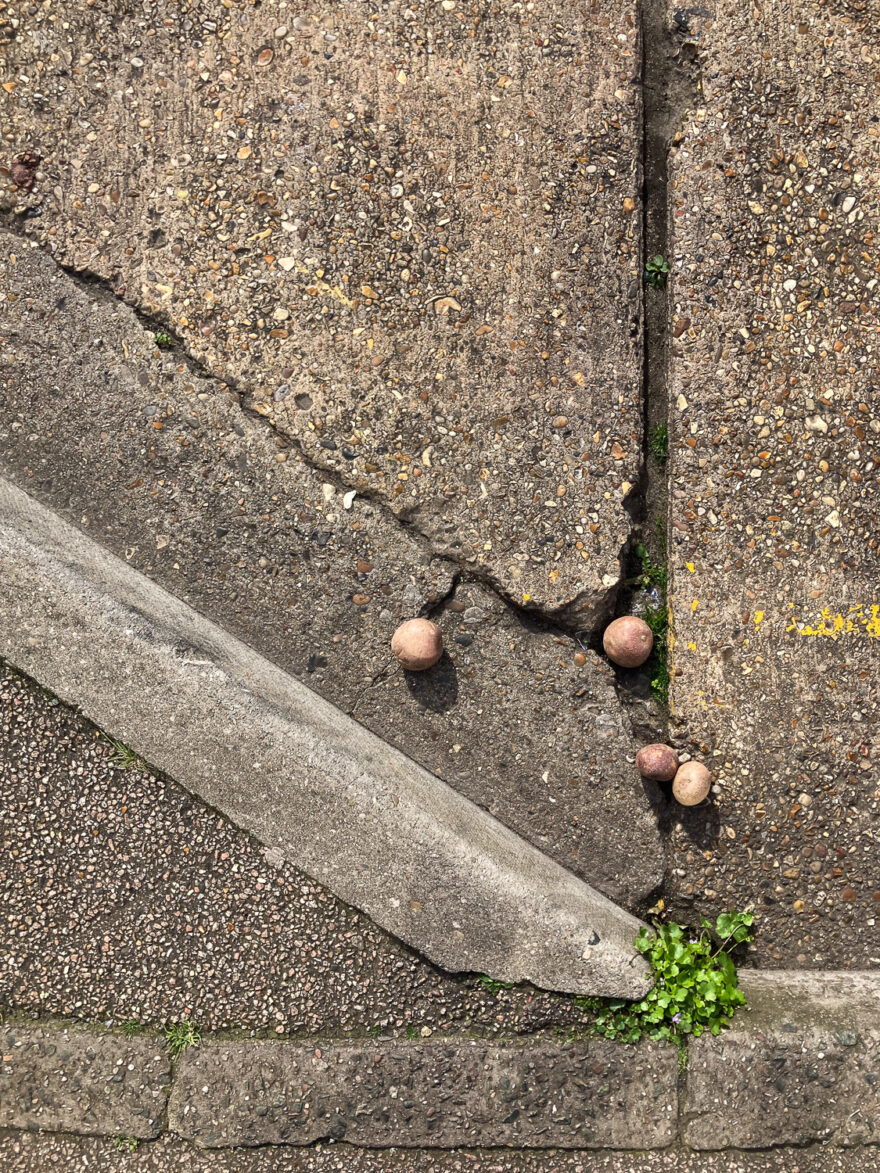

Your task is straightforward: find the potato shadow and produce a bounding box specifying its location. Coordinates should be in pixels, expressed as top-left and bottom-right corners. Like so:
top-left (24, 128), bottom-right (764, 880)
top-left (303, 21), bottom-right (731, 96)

top-left (403, 651), bottom-right (459, 713)
top-left (646, 778), bottom-right (721, 849)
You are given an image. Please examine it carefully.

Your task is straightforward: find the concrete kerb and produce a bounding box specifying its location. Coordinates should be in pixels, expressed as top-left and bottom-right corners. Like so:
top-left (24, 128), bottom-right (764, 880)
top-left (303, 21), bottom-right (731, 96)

top-left (0, 476), bottom-right (649, 999)
top-left (2, 971), bottom-right (879, 1151)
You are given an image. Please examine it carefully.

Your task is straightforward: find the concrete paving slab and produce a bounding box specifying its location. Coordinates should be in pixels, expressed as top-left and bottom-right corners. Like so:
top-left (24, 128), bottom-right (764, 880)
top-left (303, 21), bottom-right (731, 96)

top-left (1, 0), bottom-right (642, 619)
top-left (0, 478), bottom-right (650, 998)
top-left (3, 1134), bottom-right (878, 1173)
top-left (0, 662), bottom-right (598, 1037)
top-left (0, 229), bottom-right (665, 908)
top-left (663, 0), bottom-right (880, 966)
top-left (0, 1024), bottom-right (169, 1140)
top-left (685, 972), bottom-right (880, 1149)
top-left (169, 1036), bottom-right (678, 1149)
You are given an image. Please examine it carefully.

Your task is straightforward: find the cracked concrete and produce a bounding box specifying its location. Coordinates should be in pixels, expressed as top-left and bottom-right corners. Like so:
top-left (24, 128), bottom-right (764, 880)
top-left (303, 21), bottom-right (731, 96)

top-left (0, 0), bottom-right (643, 620)
top-left (0, 230), bottom-right (665, 907)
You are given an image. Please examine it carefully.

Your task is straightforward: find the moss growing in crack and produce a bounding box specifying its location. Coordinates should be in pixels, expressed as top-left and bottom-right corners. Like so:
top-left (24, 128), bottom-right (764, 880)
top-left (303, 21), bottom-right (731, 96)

top-left (644, 604), bottom-right (669, 706)
top-left (477, 974), bottom-right (513, 997)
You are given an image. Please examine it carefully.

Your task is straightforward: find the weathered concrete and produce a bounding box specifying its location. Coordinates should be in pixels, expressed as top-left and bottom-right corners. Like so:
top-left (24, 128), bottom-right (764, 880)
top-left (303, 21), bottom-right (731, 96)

top-left (685, 971), bottom-right (880, 1149)
top-left (0, 661), bottom-right (626, 1038)
top-left (0, 231), bottom-right (664, 909)
top-left (0, 477), bottom-right (650, 998)
top-left (1, 0), bottom-right (642, 619)
top-left (663, 0), bottom-right (880, 966)
top-left (169, 1036), bottom-right (678, 1149)
top-left (0, 1024), bottom-right (169, 1140)
top-left (3, 1135), bottom-right (877, 1173)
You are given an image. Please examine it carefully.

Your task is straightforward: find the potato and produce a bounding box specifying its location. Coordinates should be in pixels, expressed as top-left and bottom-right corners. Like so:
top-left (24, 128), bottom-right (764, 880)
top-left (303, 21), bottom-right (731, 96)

top-left (636, 743), bottom-right (679, 782)
top-left (602, 615), bottom-right (653, 668)
top-left (391, 618), bottom-right (443, 671)
top-left (672, 761), bottom-right (712, 806)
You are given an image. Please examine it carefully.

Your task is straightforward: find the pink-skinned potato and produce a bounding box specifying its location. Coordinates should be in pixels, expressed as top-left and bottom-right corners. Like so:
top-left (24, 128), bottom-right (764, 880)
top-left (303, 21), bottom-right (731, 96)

top-left (391, 618), bottom-right (443, 671)
top-left (636, 743), bottom-right (679, 782)
top-left (602, 615), bottom-right (653, 668)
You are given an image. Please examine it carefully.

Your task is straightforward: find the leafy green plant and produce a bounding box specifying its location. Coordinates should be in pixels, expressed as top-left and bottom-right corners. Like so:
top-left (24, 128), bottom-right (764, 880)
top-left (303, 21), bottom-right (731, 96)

top-left (113, 1136), bottom-right (140, 1153)
top-left (583, 913), bottom-right (754, 1045)
top-left (477, 974), bottom-right (513, 997)
top-left (645, 254), bottom-right (670, 289)
top-left (648, 422), bottom-right (669, 465)
top-left (636, 543), bottom-right (667, 593)
top-left (120, 1019), bottom-right (143, 1038)
top-left (164, 1020), bottom-right (201, 1059)
top-left (153, 331), bottom-right (173, 348)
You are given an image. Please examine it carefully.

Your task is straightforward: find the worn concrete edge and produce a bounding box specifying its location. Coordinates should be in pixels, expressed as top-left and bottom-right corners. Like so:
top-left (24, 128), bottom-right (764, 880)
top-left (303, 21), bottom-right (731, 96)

top-left (3, 979), bottom-right (880, 1150)
top-left (0, 475), bottom-right (649, 998)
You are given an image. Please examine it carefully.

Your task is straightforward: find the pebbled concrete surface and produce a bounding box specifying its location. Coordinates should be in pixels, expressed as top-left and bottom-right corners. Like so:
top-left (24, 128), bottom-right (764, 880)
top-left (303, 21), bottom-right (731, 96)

top-left (1, 1135), bottom-right (878, 1173)
top-left (0, 661), bottom-right (607, 1035)
top-left (0, 477), bottom-right (651, 997)
top-left (169, 1036), bottom-right (677, 1150)
top-left (687, 971), bottom-right (880, 1149)
top-left (0, 229), bottom-right (665, 909)
top-left (1, 0), bottom-right (643, 619)
top-left (0, 1024), bottom-right (169, 1140)
top-left (664, 0), bottom-right (880, 966)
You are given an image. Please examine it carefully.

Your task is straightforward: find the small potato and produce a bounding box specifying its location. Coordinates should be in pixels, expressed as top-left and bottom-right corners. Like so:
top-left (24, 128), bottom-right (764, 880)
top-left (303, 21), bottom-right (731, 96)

top-left (391, 618), bottom-right (443, 671)
top-left (636, 743), bottom-right (679, 782)
top-left (602, 615), bottom-right (653, 668)
top-left (672, 761), bottom-right (712, 806)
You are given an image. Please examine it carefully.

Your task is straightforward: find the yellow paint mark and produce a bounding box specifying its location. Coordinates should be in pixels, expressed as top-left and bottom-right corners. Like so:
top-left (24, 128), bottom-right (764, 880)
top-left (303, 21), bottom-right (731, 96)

top-left (691, 599), bottom-right (699, 612)
top-left (685, 562), bottom-right (695, 573)
top-left (754, 610), bottom-right (764, 629)
top-left (786, 603), bottom-right (880, 639)
top-left (287, 258), bottom-right (355, 309)
top-left (687, 641), bottom-right (697, 652)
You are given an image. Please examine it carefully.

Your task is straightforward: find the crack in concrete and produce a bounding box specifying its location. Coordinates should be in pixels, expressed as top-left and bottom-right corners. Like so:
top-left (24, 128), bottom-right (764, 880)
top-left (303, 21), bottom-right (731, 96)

top-left (0, 217), bottom-right (627, 647)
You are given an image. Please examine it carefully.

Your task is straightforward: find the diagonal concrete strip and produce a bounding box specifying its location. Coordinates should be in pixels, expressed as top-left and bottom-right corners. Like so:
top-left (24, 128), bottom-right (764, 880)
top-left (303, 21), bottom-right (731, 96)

top-left (0, 477), bottom-right (650, 998)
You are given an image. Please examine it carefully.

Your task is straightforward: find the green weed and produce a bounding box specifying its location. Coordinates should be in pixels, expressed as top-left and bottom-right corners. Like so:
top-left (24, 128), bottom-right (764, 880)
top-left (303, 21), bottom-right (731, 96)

top-left (477, 975), bottom-right (513, 997)
top-left (580, 912), bottom-right (754, 1045)
top-left (112, 1136), bottom-right (140, 1153)
top-left (645, 254), bottom-right (670, 289)
top-left (648, 422), bottom-right (669, 465)
top-left (120, 1020), bottom-right (143, 1039)
top-left (164, 1021), bottom-right (201, 1059)
top-left (153, 332), bottom-right (173, 348)
top-left (643, 604), bottom-right (669, 706)
top-left (636, 543), bottom-right (667, 593)
top-left (103, 735), bottom-right (143, 770)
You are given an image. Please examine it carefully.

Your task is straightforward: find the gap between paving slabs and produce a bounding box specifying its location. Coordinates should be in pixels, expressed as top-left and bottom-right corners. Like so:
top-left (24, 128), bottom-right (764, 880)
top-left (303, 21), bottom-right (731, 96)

top-left (0, 475), bottom-right (651, 999)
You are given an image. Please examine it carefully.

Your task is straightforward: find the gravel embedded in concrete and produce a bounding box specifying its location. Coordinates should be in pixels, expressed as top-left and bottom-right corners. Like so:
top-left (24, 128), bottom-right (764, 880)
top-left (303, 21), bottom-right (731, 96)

top-left (0, 230), bottom-right (664, 909)
top-left (0, 0), bottom-right (643, 620)
top-left (0, 1134), bottom-right (877, 1173)
top-left (664, 0), bottom-right (880, 967)
top-left (0, 664), bottom-right (596, 1036)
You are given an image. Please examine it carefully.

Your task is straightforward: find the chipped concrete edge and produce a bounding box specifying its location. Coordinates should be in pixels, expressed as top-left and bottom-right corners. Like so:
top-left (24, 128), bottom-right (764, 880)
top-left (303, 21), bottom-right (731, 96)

top-left (0, 475), bottom-right (649, 999)
top-left (2, 972), bottom-right (879, 1151)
